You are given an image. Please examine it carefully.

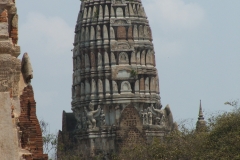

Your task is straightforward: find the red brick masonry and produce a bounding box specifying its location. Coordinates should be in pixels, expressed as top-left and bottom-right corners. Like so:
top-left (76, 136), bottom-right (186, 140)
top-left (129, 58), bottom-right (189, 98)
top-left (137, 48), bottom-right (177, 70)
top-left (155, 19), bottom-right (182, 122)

top-left (19, 85), bottom-right (48, 160)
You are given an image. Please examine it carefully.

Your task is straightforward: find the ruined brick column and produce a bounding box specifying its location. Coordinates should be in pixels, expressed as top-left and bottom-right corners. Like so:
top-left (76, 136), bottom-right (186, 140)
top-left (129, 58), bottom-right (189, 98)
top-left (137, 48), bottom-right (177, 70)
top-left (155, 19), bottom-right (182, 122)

top-left (0, 0), bottom-right (47, 159)
top-left (59, 0), bottom-right (176, 158)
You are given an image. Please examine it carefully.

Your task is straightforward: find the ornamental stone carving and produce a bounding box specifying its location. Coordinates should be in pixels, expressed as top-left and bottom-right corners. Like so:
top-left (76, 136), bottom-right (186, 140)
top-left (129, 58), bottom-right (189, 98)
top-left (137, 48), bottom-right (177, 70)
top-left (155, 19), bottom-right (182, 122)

top-left (21, 53), bottom-right (33, 84)
top-left (119, 52), bottom-right (129, 65)
top-left (84, 105), bottom-right (101, 129)
top-left (0, 23), bottom-right (8, 38)
top-left (100, 109), bottom-right (106, 126)
top-left (121, 81), bottom-right (131, 94)
top-left (0, 9), bottom-right (8, 22)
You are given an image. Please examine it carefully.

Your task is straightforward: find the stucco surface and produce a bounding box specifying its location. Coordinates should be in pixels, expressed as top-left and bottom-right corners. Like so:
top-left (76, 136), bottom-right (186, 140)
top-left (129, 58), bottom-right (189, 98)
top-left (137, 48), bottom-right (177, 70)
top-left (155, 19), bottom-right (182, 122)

top-left (0, 92), bottom-right (19, 160)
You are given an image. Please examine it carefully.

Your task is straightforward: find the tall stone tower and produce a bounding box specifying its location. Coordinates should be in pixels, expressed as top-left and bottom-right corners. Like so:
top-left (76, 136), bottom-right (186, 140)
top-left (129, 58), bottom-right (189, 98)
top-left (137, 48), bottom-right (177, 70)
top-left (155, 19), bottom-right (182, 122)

top-left (59, 0), bottom-right (176, 158)
top-left (0, 0), bottom-right (47, 159)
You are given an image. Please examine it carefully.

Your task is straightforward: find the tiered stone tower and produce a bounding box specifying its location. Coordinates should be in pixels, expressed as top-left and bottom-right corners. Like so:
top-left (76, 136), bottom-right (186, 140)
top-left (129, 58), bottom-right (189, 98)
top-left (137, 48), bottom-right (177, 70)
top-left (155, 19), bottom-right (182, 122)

top-left (0, 0), bottom-right (47, 159)
top-left (59, 0), bottom-right (176, 158)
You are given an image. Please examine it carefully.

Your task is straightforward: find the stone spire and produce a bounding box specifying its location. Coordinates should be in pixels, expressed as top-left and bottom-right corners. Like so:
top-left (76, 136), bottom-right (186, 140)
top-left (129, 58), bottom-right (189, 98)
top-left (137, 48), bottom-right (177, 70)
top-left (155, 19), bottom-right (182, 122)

top-left (198, 100), bottom-right (204, 120)
top-left (58, 0), bottom-right (175, 158)
top-left (196, 100), bottom-right (207, 131)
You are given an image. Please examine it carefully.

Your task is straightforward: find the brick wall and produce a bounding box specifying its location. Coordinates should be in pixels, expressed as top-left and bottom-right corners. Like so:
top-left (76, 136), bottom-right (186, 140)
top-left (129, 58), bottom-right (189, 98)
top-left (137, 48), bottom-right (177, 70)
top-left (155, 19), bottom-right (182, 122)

top-left (19, 85), bottom-right (48, 160)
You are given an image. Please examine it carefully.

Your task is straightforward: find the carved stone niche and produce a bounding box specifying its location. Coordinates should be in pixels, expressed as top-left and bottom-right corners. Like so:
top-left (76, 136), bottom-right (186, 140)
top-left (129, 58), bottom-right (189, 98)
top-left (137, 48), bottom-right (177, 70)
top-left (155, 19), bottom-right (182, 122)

top-left (118, 52), bottom-right (129, 65)
top-left (120, 81), bottom-right (132, 94)
top-left (0, 23), bottom-right (8, 39)
top-left (0, 9), bottom-right (8, 22)
top-left (116, 7), bottom-right (123, 18)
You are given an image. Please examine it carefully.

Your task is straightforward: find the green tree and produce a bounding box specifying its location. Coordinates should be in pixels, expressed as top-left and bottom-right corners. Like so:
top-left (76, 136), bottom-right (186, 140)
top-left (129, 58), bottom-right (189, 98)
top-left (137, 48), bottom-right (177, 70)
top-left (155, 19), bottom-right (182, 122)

top-left (40, 119), bottom-right (58, 160)
top-left (113, 100), bottom-right (240, 160)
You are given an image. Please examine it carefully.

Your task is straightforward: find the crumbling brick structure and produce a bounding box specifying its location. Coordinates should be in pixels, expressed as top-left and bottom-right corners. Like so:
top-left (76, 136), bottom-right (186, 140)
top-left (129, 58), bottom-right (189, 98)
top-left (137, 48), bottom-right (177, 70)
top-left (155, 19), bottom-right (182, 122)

top-left (19, 85), bottom-right (48, 160)
top-left (0, 0), bottom-right (48, 159)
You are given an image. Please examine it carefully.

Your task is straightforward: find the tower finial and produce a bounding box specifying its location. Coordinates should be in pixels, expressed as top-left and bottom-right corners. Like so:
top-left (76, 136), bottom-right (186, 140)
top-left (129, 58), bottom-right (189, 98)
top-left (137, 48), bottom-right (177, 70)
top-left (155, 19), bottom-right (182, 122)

top-left (196, 100), bottom-right (207, 131)
top-left (198, 100), bottom-right (204, 120)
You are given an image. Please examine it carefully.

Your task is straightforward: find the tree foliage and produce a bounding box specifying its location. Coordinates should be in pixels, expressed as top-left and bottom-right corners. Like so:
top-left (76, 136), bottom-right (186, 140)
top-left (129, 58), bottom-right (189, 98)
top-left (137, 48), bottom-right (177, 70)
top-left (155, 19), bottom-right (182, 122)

top-left (112, 101), bottom-right (240, 160)
top-left (40, 119), bottom-right (58, 159)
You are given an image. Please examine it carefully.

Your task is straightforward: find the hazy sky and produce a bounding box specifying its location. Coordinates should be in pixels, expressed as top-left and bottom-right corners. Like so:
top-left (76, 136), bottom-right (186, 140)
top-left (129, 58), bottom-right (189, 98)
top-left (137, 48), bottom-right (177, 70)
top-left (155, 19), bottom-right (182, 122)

top-left (17, 0), bottom-right (240, 132)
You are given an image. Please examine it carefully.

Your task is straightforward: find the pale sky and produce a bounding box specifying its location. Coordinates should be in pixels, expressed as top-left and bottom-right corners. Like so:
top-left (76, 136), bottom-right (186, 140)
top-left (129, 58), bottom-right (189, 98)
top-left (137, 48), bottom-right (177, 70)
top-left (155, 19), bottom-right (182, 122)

top-left (17, 0), bottom-right (240, 132)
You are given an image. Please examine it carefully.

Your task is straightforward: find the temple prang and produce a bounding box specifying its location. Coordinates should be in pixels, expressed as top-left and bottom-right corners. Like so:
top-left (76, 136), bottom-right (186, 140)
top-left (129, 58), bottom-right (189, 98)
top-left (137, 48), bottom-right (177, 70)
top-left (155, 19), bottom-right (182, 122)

top-left (196, 100), bottom-right (207, 132)
top-left (0, 0), bottom-right (47, 159)
top-left (58, 0), bottom-right (176, 158)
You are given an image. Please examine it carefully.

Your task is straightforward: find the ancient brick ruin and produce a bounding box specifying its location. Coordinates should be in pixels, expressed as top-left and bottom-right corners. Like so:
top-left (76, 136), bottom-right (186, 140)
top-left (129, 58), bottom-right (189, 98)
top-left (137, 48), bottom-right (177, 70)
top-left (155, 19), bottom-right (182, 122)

top-left (0, 0), bottom-right (47, 159)
top-left (58, 0), bottom-right (177, 158)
